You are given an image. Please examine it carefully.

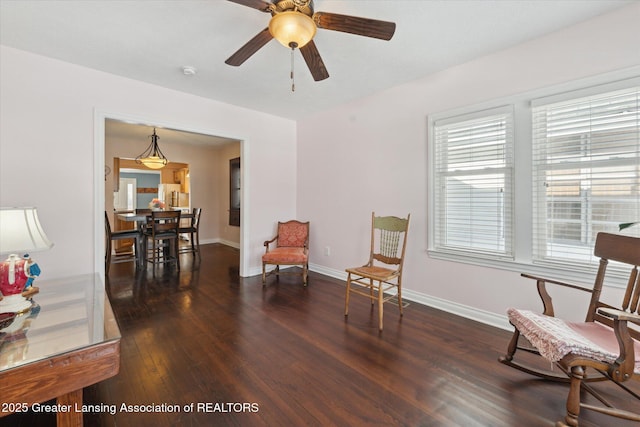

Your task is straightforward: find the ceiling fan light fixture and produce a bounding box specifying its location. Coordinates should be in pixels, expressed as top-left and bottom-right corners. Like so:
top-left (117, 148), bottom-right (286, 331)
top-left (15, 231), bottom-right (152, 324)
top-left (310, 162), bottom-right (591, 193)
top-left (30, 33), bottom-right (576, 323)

top-left (269, 11), bottom-right (316, 48)
top-left (135, 128), bottom-right (169, 169)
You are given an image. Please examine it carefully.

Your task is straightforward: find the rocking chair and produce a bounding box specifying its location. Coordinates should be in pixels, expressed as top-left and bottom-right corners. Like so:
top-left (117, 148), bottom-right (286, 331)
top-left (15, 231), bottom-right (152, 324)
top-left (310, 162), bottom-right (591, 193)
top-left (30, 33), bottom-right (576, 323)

top-left (499, 232), bottom-right (640, 426)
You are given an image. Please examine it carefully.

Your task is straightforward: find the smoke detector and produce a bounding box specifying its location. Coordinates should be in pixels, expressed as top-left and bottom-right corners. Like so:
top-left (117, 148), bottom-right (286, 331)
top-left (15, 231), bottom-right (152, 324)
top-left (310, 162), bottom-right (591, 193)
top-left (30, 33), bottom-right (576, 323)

top-left (182, 66), bottom-right (197, 76)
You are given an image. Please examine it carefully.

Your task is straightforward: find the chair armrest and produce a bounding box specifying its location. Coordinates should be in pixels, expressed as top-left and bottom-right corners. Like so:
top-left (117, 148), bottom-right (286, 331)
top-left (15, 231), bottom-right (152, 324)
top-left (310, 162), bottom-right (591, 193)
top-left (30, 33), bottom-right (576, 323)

top-left (520, 273), bottom-right (594, 318)
top-left (596, 307), bottom-right (639, 381)
top-left (521, 273), bottom-right (593, 293)
top-left (598, 307), bottom-right (640, 326)
top-left (264, 235), bottom-right (278, 250)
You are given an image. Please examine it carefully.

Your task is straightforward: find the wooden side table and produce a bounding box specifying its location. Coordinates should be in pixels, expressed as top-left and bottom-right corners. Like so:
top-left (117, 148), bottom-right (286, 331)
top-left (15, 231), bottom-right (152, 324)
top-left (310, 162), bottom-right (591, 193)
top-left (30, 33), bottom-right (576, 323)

top-left (0, 274), bottom-right (121, 426)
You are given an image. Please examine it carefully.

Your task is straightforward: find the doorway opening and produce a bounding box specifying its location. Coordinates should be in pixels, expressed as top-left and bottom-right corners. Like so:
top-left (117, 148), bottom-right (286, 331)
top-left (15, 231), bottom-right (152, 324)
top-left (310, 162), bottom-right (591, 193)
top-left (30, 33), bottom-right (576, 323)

top-left (95, 113), bottom-right (247, 281)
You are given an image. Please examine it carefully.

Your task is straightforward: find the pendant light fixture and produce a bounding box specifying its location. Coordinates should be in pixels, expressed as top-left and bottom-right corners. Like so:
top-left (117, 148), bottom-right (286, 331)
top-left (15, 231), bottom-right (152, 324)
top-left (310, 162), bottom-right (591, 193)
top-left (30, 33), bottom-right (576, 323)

top-left (135, 128), bottom-right (168, 169)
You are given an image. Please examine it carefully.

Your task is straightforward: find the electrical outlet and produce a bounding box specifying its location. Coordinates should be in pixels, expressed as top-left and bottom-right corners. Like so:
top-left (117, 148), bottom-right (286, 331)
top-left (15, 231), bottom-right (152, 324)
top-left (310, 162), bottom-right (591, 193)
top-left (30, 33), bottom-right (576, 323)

top-left (324, 246), bottom-right (330, 256)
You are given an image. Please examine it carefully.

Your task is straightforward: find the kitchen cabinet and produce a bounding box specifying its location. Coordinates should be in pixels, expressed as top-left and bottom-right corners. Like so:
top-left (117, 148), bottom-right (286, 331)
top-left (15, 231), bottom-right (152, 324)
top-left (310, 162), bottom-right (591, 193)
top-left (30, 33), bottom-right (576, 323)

top-left (173, 168), bottom-right (189, 193)
top-left (113, 157), bottom-right (120, 192)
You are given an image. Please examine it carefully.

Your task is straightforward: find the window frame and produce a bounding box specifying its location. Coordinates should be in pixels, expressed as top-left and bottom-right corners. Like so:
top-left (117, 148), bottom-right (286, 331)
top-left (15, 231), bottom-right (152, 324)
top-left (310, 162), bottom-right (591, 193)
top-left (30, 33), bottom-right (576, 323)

top-left (531, 86), bottom-right (640, 269)
top-left (427, 70), bottom-right (640, 288)
top-left (431, 105), bottom-right (515, 260)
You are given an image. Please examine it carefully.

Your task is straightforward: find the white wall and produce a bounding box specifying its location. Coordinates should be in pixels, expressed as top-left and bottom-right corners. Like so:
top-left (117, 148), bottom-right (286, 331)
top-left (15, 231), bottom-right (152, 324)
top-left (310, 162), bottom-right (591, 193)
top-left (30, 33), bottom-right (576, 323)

top-left (297, 4), bottom-right (640, 328)
top-left (0, 45), bottom-right (297, 280)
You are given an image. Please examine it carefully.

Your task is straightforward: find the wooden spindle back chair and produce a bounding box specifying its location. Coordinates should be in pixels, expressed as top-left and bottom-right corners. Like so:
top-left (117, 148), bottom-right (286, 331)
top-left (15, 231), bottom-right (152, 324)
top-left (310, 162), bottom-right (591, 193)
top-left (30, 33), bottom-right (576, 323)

top-left (344, 212), bottom-right (410, 331)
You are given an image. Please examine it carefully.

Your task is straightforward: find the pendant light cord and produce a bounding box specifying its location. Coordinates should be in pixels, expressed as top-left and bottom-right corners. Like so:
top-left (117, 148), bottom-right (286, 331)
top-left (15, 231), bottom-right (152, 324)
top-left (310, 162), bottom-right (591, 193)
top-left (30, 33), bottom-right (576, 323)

top-left (290, 46), bottom-right (296, 92)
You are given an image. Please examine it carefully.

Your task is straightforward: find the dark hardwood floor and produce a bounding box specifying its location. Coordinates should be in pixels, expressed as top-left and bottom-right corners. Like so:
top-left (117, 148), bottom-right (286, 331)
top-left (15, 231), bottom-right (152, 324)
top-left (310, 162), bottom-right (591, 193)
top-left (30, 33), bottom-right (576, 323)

top-left (2, 243), bottom-right (638, 426)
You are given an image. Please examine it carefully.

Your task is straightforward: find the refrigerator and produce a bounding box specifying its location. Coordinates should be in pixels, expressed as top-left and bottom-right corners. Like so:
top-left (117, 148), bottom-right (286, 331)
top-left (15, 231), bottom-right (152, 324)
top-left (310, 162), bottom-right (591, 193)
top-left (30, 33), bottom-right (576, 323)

top-left (158, 184), bottom-right (189, 209)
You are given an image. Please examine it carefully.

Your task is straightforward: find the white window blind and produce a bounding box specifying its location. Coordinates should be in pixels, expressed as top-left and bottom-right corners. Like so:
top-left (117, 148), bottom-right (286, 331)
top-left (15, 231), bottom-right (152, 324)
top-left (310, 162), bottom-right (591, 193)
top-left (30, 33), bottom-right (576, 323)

top-left (532, 86), bottom-right (640, 267)
top-left (433, 107), bottom-right (514, 259)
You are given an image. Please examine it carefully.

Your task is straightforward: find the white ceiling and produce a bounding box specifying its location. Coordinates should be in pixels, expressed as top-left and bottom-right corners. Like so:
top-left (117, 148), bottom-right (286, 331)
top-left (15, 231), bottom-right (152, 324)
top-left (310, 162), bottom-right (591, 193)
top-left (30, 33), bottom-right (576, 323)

top-left (0, 0), bottom-right (633, 121)
top-left (105, 119), bottom-right (238, 149)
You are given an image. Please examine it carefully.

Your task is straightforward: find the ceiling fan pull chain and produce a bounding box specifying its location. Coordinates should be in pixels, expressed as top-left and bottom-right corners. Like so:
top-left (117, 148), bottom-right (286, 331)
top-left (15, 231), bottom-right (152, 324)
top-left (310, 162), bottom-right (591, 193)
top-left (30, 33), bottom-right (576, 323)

top-left (290, 45), bottom-right (296, 92)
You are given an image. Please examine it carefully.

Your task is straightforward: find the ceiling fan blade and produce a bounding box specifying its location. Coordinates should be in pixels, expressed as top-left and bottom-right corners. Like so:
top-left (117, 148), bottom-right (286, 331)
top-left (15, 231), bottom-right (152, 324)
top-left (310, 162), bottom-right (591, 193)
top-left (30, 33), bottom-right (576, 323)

top-left (313, 12), bottom-right (396, 41)
top-left (225, 28), bottom-right (273, 66)
top-left (299, 40), bottom-right (329, 82)
top-left (227, 0), bottom-right (273, 13)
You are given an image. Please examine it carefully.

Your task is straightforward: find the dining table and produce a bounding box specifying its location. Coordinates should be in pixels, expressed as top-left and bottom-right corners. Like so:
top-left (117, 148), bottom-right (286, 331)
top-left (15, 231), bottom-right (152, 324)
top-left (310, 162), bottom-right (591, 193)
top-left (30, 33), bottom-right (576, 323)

top-left (115, 210), bottom-right (193, 268)
top-left (116, 210), bottom-right (193, 224)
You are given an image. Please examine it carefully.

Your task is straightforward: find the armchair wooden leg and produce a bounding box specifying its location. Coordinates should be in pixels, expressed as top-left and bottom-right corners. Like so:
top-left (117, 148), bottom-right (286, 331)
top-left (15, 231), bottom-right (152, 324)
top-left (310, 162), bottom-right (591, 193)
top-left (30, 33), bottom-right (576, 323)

top-left (397, 283), bottom-right (403, 316)
top-left (262, 263), bottom-right (266, 286)
top-left (557, 366), bottom-right (584, 427)
top-left (502, 328), bottom-right (520, 362)
top-left (303, 264), bottom-right (308, 286)
top-left (345, 273), bottom-right (351, 316)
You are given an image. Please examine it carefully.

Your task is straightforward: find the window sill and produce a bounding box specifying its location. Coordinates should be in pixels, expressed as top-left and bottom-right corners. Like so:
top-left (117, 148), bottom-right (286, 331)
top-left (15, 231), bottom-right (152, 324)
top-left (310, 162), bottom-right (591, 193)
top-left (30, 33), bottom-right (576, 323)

top-left (426, 249), bottom-right (629, 289)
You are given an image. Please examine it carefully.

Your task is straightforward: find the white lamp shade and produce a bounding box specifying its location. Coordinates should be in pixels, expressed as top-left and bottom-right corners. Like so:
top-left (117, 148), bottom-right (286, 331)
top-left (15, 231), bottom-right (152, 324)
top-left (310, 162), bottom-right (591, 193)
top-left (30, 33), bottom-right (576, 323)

top-left (0, 207), bottom-right (54, 255)
top-left (269, 11), bottom-right (316, 48)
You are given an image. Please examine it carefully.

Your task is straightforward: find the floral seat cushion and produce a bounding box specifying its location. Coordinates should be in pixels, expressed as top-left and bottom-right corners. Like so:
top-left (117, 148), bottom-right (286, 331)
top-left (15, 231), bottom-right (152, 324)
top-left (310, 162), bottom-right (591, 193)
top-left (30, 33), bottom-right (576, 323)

top-left (262, 247), bottom-right (307, 264)
top-left (508, 308), bottom-right (640, 374)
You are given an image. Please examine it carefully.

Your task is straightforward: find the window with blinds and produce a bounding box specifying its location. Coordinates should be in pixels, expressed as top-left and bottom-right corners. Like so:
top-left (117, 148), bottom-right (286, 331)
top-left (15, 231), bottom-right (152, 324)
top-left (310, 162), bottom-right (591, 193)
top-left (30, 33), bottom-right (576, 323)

top-left (433, 107), bottom-right (514, 259)
top-left (532, 86), bottom-right (640, 267)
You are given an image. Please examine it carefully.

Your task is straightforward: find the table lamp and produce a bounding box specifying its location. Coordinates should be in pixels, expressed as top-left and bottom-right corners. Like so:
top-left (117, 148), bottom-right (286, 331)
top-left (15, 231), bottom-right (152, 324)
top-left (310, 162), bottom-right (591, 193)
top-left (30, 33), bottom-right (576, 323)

top-left (0, 207), bottom-right (53, 313)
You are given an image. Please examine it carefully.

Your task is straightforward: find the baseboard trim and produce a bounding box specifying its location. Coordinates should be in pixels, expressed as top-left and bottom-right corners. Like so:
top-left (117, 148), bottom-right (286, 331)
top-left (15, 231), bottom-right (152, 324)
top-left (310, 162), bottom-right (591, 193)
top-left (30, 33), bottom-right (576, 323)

top-left (199, 238), bottom-right (239, 249)
top-left (308, 263), bottom-right (512, 331)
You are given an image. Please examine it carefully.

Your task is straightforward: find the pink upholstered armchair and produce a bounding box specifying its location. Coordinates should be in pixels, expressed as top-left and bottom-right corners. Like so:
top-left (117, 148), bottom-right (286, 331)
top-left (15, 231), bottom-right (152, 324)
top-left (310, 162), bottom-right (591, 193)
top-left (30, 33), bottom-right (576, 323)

top-left (262, 220), bottom-right (309, 286)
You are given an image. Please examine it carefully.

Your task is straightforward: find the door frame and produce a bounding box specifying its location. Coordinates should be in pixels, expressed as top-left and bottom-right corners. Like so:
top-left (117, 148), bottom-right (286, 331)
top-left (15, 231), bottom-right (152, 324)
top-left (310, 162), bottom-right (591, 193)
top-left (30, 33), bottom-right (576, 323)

top-left (94, 110), bottom-right (249, 283)
top-left (113, 177), bottom-right (138, 211)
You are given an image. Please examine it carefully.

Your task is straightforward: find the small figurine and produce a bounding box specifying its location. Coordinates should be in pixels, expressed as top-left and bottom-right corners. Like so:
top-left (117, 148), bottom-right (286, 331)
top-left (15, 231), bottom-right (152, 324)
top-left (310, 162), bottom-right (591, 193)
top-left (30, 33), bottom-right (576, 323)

top-left (0, 253), bottom-right (41, 313)
top-left (23, 254), bottom-right (41, 290)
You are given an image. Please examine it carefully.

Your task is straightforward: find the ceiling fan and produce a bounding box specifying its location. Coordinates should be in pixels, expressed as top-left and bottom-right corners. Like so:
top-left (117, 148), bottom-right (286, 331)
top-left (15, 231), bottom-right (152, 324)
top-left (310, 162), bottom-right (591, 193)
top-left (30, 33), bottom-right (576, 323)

top-left (225, 0), bottom-right (396, 82)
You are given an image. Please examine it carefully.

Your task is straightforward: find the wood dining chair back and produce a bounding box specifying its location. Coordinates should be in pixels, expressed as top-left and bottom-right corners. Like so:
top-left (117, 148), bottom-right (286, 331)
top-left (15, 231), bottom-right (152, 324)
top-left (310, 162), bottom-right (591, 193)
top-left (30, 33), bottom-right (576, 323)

top-left (499, 232), bottom-right (640, 426)
top-left (178, 208), bottom-right (202, 259)
top-left (262, 220), bottom-right (310, 286)
top-left (135, 208), bottom-right (152, 232)
top-left (345, 212), bottom-right (410, 331)
top-left (143, 210), bottom-right (181, 271)
top-left (105, 211), bottom-right (141, 274)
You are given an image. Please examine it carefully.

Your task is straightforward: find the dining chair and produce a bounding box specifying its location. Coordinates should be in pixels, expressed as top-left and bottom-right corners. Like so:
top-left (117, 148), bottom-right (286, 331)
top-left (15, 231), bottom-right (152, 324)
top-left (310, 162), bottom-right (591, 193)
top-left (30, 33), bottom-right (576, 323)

top-left (135, 208), bottom-right (152, 232)
top-left (345, 212), bottom-right (410, 331)
top-left (104, 211), bottom-right (141, 274)
top-left (178, 208), bottom-right (202, 259)
top-left (143, 210), bottom-right (181, 271)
